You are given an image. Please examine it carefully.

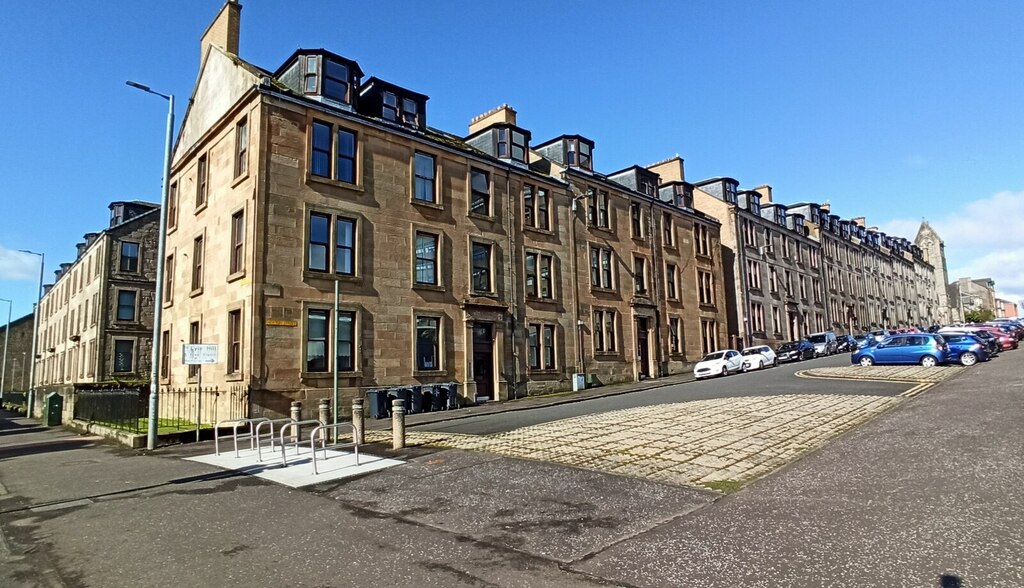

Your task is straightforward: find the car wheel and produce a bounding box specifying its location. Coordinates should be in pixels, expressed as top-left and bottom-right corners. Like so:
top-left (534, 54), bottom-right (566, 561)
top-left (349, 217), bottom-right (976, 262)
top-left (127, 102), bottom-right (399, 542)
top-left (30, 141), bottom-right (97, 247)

top-left (859, 356), bottom-right (874, 366)
top-left (920, 355), bottom-right (938, 367)
top-left (720, 366), bottom-right (728, 377)
top-left (960, 352), bottom-right (977, 367)
top-left (772, 358), bottom-right (778, 368)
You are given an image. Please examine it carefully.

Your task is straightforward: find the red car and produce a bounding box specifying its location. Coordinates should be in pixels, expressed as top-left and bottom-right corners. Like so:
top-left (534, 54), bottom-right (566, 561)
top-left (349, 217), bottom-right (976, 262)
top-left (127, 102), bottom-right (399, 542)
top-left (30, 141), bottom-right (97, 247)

top-left (973, 326), bottom-right (1018, 350)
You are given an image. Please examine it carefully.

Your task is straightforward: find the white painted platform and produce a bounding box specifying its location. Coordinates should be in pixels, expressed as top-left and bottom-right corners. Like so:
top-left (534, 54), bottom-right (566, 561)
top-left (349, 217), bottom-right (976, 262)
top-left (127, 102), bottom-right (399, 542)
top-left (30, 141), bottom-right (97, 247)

top-left (186, 445), bottom-right (403, 488)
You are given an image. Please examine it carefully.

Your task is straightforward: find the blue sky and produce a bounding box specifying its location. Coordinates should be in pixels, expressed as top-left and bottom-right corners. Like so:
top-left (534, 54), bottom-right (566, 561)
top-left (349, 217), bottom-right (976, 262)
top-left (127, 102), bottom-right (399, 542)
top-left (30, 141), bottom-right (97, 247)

top-left (2, 0), bottom-right (1023, 319)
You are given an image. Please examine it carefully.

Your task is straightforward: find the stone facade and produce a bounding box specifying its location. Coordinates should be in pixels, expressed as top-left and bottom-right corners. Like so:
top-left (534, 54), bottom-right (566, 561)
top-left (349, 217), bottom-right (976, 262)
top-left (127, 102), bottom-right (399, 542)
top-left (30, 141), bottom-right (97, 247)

top-left (0, 312), bottom-right (35, 394)
top-left (159, 7), bottom-right (728, 418)
top-left (34, 202), bottom-right (159, 389)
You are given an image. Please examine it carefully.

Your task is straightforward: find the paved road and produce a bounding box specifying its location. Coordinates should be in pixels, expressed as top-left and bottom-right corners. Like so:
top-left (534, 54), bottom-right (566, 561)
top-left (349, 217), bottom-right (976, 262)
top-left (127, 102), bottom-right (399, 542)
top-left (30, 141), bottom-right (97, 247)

top-left (1, 352), bottom-right (1019, 587)
top-left (419, 353), bottom-right (910, 435)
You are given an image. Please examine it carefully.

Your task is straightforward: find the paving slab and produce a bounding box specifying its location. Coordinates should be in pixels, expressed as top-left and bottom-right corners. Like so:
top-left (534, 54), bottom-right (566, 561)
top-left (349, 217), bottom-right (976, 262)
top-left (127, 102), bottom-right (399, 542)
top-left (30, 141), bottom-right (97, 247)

top-left (368, 394), bottom-right (902, 492)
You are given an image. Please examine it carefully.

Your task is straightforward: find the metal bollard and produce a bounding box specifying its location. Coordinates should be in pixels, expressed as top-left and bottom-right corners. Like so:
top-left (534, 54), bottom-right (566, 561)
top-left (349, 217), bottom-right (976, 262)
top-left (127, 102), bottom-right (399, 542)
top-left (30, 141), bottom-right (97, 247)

top-left (290, 401), bottom-right (302, 442)
top-left (352, 398), bottom-right (365, 445)
top-left (391, 398), bottom-right (406, 450)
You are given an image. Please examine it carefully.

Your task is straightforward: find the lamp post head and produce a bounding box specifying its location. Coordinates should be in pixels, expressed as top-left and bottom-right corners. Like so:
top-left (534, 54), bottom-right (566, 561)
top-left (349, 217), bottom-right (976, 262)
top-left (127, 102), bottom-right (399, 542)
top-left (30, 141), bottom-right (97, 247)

top-left (126, 80), bottom-right (171, 101)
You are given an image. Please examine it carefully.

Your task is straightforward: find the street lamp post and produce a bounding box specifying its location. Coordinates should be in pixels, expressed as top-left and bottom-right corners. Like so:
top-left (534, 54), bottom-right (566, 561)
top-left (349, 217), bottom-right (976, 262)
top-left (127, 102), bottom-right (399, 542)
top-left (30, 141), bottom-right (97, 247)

top-left (0, 298), bottom-right (11, 402)
top-left (127, 80), bottom-right (174, 451)
top-left (19, 251), bottom-right (44, 417)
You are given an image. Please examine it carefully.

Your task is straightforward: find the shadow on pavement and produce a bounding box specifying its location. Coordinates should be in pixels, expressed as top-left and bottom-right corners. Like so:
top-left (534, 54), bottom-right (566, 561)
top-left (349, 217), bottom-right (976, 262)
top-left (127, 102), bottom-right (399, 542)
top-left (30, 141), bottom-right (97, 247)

top-left (0, 469), bottom-right (251, 516)
top-left (0, 438), bottom-right (98, 462)
top-left (0, 425), bottom-right (48, 438)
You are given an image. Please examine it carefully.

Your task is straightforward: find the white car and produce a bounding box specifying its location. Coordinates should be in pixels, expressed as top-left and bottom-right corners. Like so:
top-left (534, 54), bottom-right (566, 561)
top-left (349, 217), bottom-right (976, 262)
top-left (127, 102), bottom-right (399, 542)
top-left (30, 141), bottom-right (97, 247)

top-left (693, 349), bottom-right (745, 379)
top-left (741, 345), bottom-right (778, 370)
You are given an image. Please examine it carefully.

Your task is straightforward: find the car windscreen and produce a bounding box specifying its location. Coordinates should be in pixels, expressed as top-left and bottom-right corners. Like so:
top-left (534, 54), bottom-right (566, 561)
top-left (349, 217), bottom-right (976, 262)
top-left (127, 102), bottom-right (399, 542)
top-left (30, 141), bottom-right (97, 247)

top-left (741, 348), bottom-right (763, 356)
top-left (807, 335), bottom-right (827, 343)
top-left (702, 352), bottom-right (726, 361)
top-left (778, 342), bottom-right (799, 350)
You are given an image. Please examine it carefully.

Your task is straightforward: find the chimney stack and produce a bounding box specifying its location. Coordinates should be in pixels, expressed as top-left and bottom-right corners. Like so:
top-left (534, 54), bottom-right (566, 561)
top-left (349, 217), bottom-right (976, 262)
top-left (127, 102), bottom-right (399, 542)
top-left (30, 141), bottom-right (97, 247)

top-left (468, 104), bottom-right (517, 135)
top-left (753, 185), bottom-right (772, 203)
top-left (646, 156), bottom-right (685, 183)
top-left (200, 0), bottom-right (242, 67)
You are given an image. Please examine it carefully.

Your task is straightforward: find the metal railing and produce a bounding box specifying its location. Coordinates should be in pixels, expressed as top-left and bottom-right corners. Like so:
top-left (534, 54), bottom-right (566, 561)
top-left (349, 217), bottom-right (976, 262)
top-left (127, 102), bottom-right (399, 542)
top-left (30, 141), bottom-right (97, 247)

top-left (309, 423), bottom-right (360, 474)
top-left (214, 417), bottom-right (269, 457)
top-left (278, 420), bottom-right (324, 467)
top-left (255, 418), bottom-right (296, 462)
top-left (73, 386), bottom-right (248, 436)
top-left (73, 388), bottom-right (146, 432)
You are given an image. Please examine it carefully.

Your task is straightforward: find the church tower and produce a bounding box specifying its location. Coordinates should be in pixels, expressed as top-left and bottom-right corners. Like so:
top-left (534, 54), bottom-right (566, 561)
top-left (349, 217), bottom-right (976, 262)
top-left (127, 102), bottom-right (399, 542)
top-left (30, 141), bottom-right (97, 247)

top-left (915, 221), bottom-right (952, 324)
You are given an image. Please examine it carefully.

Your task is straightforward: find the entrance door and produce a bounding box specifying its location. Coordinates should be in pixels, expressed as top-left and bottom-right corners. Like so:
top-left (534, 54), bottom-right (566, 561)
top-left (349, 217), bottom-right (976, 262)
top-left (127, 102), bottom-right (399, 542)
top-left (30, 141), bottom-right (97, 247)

top-left (636, 318), bottom-right (651, 379)
top-left (788, 312), bottom-right (799, 341)
top-left (472, 323), bottom-right (495, 401)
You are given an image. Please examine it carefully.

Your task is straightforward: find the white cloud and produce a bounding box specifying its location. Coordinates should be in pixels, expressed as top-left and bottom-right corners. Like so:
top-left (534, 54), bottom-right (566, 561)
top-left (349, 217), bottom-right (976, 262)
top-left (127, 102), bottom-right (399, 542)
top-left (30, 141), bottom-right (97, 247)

top-left (881, 190), bottom-right (1024, 308)
top-left (0, 245), bottom-right (41, 281)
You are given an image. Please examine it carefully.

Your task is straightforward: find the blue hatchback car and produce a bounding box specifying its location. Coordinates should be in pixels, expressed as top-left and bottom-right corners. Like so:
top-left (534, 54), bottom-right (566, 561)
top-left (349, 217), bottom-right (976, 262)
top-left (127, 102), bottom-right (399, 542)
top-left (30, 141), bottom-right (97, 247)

top-left (851, 333), bottom-right (949, 367)
top-left (941, 333), bottom-right (990, 366)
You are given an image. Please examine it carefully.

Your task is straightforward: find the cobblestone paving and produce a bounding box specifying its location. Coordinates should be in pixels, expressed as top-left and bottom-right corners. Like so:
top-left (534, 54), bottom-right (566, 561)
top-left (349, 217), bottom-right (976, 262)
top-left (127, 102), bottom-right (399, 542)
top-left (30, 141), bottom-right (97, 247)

top-left (368, 394), bottom-right (902, 493)
top-left (799, 365), bottom-right (966, 383)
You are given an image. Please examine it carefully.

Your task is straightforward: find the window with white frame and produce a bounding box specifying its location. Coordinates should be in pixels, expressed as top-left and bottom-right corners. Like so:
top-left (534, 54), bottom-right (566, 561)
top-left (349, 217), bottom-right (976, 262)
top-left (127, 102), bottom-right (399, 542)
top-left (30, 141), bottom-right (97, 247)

top-left (669, 317), bottom-right (681, 354)
top-left (471, 241), bottom-right (494, 293)
top-left (666, 264), bottom-right (678, 299)
top-left (698, 271), bottom-right (714, 305)
top-left (633, 256), bottom-right (647, 295)
top-left (587, 188), bottom-right (609, 228)
top-left (590, 246), bottom-right (614, 289)
top-left (593, 309), bottom-right (617, 352)
top-left (525, 251), bottom-right (554, 299)
top-left (527, 323), bottom-right (557, 370)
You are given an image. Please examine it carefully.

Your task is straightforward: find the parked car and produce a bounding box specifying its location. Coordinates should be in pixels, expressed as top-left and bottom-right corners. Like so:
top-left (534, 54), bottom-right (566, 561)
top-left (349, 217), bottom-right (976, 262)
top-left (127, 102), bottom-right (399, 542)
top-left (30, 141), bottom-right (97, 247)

top-left (939, 327), bottom-right (1000, 356)
top-left (869, 329), bottom-right (894, 342)
top-left (776, 339), bottom-right (816, 363)
top-left (851, 333), bottom-right (949, 366)
top-left (807, 331), bottom-right (838, 356)
top-left (972, 326), bottom-right (1018, 350)
top-left (836, 335), bottom-right (858, 352)
top-left (693, 350), bottom-right (745, 379)
top-left (741, 345), bottom-right (778, 370)
top-left (853, 334), bottom-right (874, 349)
top-left (941, 333), bottom-right (990, 366)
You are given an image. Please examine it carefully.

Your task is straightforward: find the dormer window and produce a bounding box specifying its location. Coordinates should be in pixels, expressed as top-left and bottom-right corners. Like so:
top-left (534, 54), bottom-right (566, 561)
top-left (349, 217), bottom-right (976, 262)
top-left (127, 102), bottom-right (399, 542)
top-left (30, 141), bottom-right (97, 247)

top-left (724, 182), bottom-right (738, 204)
top-left (673, 185), bottom-right (693, 209)
top-left (566, 138), bottom-right (592, 170)
top-left (496, 128), bottom-right (528, 162)
top-left (383, 92), bottom-right (398, 121)
top-left (304, 57), bottom-right (318, 93)
top-left (638, 176), bottom-right (657, 197)
top-left (749, 195), bottom-right (761, 215)
top-left (379, 91), bottom-right (421, 126)
top-left (323, 59), bottom-right (351, 103)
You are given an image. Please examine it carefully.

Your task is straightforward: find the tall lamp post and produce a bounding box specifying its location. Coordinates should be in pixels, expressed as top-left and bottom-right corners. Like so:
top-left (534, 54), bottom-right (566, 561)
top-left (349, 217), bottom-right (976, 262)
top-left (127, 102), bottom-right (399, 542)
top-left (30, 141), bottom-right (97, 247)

top-left (19, 251), bottom-right (44, 417)
top-left (127, 80), bottom-right (174, 451)
top-left (0, 297), bottom-right (11, 402)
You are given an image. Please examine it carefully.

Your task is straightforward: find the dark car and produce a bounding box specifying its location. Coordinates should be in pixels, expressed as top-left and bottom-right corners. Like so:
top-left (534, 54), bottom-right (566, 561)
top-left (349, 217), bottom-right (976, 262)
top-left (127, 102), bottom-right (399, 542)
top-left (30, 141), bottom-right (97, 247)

top-left (836, 335), bottom-right (858, 352)
top-left (776, 339), bottom-right (816, 363)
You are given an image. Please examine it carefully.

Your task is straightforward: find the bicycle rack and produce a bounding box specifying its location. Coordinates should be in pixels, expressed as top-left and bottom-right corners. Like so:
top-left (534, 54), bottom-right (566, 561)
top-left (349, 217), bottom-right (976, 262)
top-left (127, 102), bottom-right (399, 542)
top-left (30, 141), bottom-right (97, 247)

top-left (308, 423), bottom-right (360, 475)
top-left (278, 420), bottom-right (325, 467)
top-left (254, 417), bottom-right (297, 462)
top-left (214, 417), bottom-right (271, 457)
